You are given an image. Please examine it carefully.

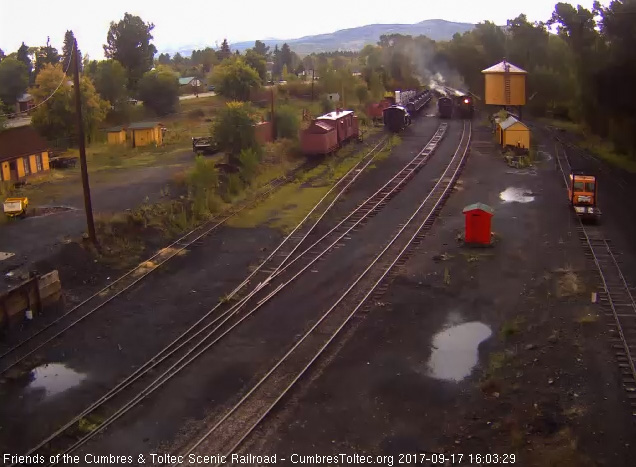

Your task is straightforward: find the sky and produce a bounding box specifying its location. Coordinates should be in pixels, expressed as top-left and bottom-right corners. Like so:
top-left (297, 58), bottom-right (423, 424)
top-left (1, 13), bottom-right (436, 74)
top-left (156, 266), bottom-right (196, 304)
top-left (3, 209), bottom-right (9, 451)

top-left (0, 0), bottom-right (606, 59)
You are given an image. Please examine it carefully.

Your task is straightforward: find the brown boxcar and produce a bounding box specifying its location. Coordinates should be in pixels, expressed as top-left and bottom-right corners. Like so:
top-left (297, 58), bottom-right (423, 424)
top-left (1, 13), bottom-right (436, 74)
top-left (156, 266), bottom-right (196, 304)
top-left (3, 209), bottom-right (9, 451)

top-left (316, 109), bottom-right (359, 144)
top-left (300, 121), bottom-right (338, 156)
top-left (367, 99), bottom-right (392, 120)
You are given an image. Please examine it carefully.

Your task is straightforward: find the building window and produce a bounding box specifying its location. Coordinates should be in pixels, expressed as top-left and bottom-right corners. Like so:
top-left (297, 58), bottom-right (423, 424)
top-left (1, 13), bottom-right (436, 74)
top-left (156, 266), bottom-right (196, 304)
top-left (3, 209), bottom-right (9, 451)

top-left (36, 154), bottom-right (43, 171)
top-left (23, 158), bottom-right (31, 175)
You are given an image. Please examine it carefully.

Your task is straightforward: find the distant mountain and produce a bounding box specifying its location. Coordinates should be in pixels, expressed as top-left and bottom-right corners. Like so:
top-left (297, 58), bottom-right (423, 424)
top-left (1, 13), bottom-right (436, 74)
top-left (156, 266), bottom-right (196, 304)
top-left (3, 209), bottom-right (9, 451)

top-left (159, 19), bottom-right (475, 57)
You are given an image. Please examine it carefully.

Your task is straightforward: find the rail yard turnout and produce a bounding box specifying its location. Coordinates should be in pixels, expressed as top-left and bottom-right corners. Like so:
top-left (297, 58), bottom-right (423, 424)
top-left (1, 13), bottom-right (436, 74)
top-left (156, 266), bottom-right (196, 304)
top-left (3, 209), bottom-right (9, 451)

top-left (2, 5), bottom-right (636, 467)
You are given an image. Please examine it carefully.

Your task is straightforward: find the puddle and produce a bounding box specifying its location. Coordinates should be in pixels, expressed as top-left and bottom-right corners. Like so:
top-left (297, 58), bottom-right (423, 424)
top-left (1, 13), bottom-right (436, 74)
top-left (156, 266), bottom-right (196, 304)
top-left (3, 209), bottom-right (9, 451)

top-left (26, 363), bottom-right (87, 398)
top-left (499, 187), bottom-right (535, 203)
top-left (427, 322), bottom-right (492, 382)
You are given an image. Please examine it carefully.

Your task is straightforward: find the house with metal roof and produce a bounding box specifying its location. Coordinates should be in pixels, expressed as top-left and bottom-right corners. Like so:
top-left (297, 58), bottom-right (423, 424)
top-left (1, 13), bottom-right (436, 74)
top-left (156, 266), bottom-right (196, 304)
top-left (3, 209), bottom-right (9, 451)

top-left (179, 77), bottom-right (203, 87)
top-left (0, 126), bottom-right (50, 182)
top-left (496, 115), bottom-right (530, 149)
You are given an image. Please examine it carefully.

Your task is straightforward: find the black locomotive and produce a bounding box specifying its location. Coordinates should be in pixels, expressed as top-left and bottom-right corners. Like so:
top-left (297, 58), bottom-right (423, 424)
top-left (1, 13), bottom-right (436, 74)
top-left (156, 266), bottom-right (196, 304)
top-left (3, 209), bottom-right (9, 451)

top-left (455, 94), bottom-right (474, 119)
top-left (438, 97), bottom-right (454, 119)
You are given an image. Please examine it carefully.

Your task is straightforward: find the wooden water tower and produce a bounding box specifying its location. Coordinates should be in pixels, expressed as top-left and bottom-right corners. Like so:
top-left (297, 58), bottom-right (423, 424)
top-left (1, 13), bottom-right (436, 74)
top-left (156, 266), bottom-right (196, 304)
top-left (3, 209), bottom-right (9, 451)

top-left (482, 60), bottom-right (527, 118)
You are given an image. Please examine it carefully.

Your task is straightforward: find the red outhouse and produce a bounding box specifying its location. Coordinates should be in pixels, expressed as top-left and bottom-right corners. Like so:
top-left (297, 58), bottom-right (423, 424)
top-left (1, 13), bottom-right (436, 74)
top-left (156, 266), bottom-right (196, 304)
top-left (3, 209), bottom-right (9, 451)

top-left (463, 203), bottom-right (495, 245)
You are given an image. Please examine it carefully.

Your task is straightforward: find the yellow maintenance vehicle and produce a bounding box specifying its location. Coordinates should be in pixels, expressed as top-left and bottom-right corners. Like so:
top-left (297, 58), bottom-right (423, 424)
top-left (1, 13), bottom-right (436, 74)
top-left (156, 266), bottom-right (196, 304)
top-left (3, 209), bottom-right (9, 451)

top-left (3, 197), bottom-right (29, 218)
top-left (568, 171), bottom-right (600, 222)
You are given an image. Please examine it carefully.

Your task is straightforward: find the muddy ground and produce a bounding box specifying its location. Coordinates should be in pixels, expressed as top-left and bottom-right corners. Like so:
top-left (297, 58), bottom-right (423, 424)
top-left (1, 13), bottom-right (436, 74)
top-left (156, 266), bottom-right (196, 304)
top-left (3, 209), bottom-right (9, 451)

top-left (237, 123), bottom-right (636, 466)
top-left (0, 151), bottom-right (193, 291)
top-left (1, 116), bottom-right (635, 466)
top-left (0, 121), bottom-right (429, 455)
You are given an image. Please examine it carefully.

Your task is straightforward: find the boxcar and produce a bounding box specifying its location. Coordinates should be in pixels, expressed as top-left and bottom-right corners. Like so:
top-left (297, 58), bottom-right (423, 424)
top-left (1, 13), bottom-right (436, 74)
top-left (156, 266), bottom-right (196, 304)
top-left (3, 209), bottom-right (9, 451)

top-left (383, 105), bottom-right (411, 133)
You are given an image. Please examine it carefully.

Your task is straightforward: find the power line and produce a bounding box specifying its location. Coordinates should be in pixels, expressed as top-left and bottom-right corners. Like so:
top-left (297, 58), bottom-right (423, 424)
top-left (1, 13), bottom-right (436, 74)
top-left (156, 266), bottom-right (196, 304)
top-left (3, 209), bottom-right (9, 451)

top-left (0, 39), bottom-right (75, 119)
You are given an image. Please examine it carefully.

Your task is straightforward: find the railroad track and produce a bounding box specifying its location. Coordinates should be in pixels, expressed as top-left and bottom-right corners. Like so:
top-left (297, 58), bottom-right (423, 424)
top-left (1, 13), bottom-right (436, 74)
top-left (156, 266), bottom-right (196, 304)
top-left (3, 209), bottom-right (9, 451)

top-left (173, 120), bottom-right (471, 466)
top-left (5, 136), bottom-right (389, 466)
top-left (10, 123), bottom-right (452, 465)
top-left (554, 143), bottom-right (636, 414)
top-left (0, 136), bottom-right (386, 377)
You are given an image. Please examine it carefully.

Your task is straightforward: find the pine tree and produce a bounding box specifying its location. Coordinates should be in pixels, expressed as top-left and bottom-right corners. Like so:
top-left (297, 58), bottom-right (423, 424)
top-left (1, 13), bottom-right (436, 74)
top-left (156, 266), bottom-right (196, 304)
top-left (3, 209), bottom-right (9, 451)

top-left (62, 31), bottom-right (82, 73)
top-left (16, 42), bottom-right (32, 77)
top-left (217, 39), bottom-right (232, 61)
top-left (35, 37), bottom-right (60, 75)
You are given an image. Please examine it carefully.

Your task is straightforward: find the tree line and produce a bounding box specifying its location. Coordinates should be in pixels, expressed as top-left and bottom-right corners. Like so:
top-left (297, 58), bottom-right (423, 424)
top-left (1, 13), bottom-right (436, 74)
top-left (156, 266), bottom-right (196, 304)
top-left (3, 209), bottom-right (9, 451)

top-left (1, 1), bottom-right (634, 159)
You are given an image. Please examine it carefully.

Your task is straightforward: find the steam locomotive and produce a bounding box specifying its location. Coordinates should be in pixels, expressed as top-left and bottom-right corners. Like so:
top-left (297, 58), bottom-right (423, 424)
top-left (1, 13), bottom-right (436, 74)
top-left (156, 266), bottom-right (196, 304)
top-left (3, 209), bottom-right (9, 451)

top-left (437, 88), bottom-right (474, 119)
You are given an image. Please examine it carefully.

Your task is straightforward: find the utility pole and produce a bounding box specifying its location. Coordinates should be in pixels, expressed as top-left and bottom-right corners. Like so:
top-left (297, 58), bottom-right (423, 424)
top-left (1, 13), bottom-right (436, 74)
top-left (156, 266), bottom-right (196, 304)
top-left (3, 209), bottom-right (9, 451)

top-left (311, 69), bottom-right (315, 102)
top-left (270, 86), bottom-right (276, 141)
top-left (72, 39), bottom-right (97, 246)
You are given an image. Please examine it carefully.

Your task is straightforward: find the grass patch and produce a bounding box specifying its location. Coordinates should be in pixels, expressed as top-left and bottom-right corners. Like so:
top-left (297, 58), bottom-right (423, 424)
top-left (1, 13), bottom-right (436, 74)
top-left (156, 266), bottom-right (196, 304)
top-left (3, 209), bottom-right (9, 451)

top-left (576, 308), bottom-right (599, 324)
top-left (554, 265), bottom-right (582, 297)
top-left (539, 118), bottom-right (583, 135)
top-left (227, 139), bottom-right (382, 232)
top-left (540, 117), bottom-right (636, 173)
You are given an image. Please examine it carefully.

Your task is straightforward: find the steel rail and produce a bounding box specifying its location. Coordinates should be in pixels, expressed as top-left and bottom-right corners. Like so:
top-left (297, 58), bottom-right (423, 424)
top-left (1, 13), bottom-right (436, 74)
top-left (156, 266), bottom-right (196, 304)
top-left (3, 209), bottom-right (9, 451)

top-left (34, 124), bottom-right (448, 463)
top-left (11, 137), bottom-right (389, 466)
top-left (175, 121), bottom-right (471, 465)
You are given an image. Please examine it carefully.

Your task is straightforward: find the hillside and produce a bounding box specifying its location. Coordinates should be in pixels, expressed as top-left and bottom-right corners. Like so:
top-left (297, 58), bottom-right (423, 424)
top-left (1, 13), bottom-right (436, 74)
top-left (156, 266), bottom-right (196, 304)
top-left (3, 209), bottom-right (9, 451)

top-left (160, 19), bottom-right (474, 57)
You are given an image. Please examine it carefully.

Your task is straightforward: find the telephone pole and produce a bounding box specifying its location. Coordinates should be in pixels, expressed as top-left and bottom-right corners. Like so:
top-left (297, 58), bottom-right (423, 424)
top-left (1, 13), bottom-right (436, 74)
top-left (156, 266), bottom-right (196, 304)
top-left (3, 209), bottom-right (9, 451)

top-left (311, 69), bottom-right (315, 101)
top-left (270, 86), bottom-right (276, 141)
top-left (72, 39), bottom-right (97, 246)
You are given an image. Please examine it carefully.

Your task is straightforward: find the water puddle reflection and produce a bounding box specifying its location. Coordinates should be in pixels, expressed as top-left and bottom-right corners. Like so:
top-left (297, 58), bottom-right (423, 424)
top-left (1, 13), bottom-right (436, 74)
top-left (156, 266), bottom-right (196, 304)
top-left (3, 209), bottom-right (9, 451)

top-left (427, 322), bottom-right (492, 382)
top-left (499, 187), bottom-right (535, 203)
top-left (26, 363), bottom-right (87, 398)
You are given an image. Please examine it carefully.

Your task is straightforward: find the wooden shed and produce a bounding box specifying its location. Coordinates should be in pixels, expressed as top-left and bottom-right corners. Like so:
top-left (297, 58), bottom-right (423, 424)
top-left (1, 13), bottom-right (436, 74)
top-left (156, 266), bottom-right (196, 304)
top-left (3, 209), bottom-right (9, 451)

top-left (482, 60), bottom-right (527, 107)
top-left (105, 126), bottom-right (127, 145)
top-left (497, 116), bottom-right (530, 149)
top-left (128, 121), bottom-right (164, 148)
top-left (0, 126), bottom-right (50, 182)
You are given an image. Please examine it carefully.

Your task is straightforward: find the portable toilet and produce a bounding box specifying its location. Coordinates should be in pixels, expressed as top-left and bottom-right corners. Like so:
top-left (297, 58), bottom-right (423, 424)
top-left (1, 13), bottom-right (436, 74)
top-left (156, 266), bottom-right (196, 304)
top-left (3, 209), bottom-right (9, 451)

top-left (463, 203), bottom-right (495, 245)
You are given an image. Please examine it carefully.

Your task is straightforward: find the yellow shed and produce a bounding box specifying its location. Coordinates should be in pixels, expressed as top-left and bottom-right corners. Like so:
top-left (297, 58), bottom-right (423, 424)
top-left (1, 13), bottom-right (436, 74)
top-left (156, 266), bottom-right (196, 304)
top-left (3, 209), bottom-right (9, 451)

top-left (0, 126), bottom-right (50, 182)
top-left (482, 60), bottom-right (527, 107)
top-left (498, 116), bottom-right (530, 149)
top-left (105, 126), bottom-right (127, 145)
top-left (128, 121), bottom-right (165, 148)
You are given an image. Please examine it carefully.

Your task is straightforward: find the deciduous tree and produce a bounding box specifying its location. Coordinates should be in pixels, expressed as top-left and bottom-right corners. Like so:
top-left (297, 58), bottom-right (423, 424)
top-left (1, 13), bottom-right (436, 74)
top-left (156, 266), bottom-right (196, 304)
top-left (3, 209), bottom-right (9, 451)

top-left (104, 13), bottom-right (158, 91)
top-left (88, 59), bottom-right (129, 109)
top-left (211, 101), bottom-right (258, 158)
top-left (30, 64), bottom-right (109, 142)
top-left (211, 58), bottom-right (261, 101)
top-left (244, 49), bottom-right (267, 83)
top-left (137, 68), bottom-right (179, 116)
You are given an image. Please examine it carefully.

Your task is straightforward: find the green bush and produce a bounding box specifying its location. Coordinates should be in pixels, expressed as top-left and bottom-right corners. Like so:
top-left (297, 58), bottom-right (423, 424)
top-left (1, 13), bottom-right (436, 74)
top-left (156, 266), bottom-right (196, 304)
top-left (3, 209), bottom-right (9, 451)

top-left (226, 173), bottom-right (243, 197)
top-left (211, 101), bottom-right (258, 156)
top-left (271, 105), bottom-right (300, 140)
top-left (187, 156), bottom-right (219, 218)
top-left (238, 148), bottom-right (260, 183)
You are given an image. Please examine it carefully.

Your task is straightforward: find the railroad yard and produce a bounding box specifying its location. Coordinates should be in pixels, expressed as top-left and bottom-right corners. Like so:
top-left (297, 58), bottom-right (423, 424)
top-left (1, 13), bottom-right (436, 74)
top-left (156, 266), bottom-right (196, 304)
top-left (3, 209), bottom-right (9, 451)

top-left (0, 109), bottom-right (635, 466)
top-left (2, 4), bottom-right (636, 465)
